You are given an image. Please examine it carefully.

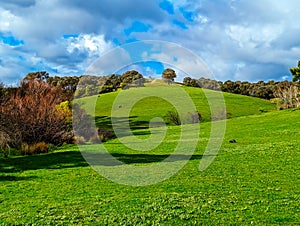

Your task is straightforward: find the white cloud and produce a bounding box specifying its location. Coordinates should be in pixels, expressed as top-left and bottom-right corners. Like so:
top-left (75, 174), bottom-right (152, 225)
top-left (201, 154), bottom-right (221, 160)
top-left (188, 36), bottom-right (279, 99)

top-left (226, 24), bottom-right (281, 48)
top-left (141, 41), bottom-right (212, 81)
top-left (85, 46), bottom-right (132, 75)
top-left (0, 8), bottom-right (21, 33)
top-left (1, 0), bottom-right (300, 84)
top-left (67, 34), bottom-right (113, 57)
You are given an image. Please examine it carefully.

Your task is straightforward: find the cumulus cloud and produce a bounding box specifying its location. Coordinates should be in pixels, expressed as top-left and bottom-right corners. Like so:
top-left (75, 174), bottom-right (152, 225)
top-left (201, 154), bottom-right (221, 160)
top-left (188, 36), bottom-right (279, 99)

top-left (0, 8), bottom-right (21, 33)
top-left (66, 34), bottom-right (113, 56)
top-left (85, 46), bottom-right (132, 75)
top-left (1, 0), bottom-right (300, 84)
top-left (141, 41), bottom-right (212, 81)
top-left (0, 0), bottom-right (165, 84)
top-left (146, 0), bottom-right (300, 81)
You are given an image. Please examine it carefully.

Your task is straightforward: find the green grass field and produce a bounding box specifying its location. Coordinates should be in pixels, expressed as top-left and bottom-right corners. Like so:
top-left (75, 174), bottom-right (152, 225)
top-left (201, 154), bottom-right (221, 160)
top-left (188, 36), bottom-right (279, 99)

top-left (80, 85), bottom-right (276, 128)
top-left (1, 86), bottom-right (299, 225)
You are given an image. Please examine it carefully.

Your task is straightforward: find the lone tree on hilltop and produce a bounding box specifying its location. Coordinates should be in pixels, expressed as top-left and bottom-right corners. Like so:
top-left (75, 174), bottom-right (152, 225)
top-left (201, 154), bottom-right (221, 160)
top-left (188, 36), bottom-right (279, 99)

top-left (121, 70), bottom-right (144, 87)
top-left (162, 68), bottom-right (176, 85)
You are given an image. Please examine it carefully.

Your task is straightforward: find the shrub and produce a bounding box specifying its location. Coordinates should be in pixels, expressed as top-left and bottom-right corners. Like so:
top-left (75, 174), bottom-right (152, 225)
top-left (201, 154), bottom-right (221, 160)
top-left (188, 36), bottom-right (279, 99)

top-left (274, 84), bottom-right (300, 109)
top-left (0, 131), bottom-right (10, 148)
top-left (167, 110), bottom-right (181, 125)
top-left (100, 85), bottom-right (114, 94)
top-left (47, 143), bottom-right (58, 152)
top-left (0, 131), bottom-right (10, 157)
top-left (72, 103), bottom-right (95, 142)
top-left (0, 80), bottom-right (72, 150)
top-left (56, 100), bottom-right (73, 130)
top-left (97, 129), bottom-right (115, 142)
top-left (188, 111), bottom-right (202, 124)
top-left (211, 109), bottom-right (227, 121)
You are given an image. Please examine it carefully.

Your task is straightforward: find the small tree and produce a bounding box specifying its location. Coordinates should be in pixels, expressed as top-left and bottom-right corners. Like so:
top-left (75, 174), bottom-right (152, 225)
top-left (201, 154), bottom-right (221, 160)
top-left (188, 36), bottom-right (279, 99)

top-left (162, 68), bottom-right (176, 85)
top-left (290, 60), bottom-right (300, 84)
top-left (121, 70), bottom-right (144, 87)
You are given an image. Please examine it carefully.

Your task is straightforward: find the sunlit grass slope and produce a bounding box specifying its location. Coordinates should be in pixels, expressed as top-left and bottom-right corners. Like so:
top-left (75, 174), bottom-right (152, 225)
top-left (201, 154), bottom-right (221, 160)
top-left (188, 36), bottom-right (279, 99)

top-left (1, 107), bottom-right (299, 224)
top-left (78, 85), bottom-right (276, 128)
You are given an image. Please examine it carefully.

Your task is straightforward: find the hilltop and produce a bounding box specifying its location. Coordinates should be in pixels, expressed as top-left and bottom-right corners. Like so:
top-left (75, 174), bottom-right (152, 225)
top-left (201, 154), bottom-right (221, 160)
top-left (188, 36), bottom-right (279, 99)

top-left (77, 83), bottom-right (277, 129)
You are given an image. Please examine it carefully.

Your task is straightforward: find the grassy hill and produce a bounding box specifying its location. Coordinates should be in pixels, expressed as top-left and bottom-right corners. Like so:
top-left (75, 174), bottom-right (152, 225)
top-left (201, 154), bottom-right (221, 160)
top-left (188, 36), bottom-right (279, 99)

top-left (1, 85), bottom-right (299, 225)
top-left (78, 84), bottom-right (276, 130)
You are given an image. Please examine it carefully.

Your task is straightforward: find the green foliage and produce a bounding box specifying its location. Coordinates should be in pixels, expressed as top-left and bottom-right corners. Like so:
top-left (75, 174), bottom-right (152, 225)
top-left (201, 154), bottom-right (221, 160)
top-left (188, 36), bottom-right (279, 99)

top-left (290, 60), bottom-right (300, 83)
top-left (56, 100), bottom-right (73, 130)
top-left (121, 70), bottom-right (144, 87)
top-left (105, 74), bottom-right (122, 89)
top-left (162, 68), bottom-right (176, 84)
top-left (183, 77), bottom-right (297, 100)
top-left (47, 75), bottom-right (79, 92)
top-left (75, 75), bottom-right (104, 97)
top-left (183, 76), bottom-right (198, 87)
top-left (100, 85), bottom-right (114, 94)
top-left (57, 100), bottom-right (72, 115)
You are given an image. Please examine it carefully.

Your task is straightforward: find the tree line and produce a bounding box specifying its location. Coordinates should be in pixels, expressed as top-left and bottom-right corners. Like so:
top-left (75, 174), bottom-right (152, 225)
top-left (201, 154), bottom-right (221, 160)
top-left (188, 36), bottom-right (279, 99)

top-left (183, 77), bottom-right (296, 100)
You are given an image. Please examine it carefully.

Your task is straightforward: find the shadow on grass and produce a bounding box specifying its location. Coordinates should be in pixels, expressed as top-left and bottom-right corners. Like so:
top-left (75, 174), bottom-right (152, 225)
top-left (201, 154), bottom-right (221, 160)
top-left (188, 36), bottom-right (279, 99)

top-left (95, 116), bottom-right (150, 130)
top-left (0, 175), bottom-right (37, 181)
top-left (95, 116), bottom-right (170, 136)
top-left (0, 151), bottom-right (88, 174)
top-left (81, 152), bottom-right (203, 166)
top-left (0, 150), bottom-right (203, 174)
top-left (112, 153), bottom-right (203, 164)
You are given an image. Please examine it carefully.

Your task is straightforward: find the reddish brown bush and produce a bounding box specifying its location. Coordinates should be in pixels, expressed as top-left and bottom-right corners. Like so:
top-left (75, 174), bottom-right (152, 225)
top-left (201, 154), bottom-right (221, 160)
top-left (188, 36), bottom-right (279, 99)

top-left (0, 80), bottom-right (72, 149)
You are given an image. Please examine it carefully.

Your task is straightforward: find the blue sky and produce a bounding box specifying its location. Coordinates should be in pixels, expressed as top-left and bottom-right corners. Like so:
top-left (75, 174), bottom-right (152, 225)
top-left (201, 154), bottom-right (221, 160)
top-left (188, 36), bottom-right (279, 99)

top-left (0, 0), bottom-right (300, 85)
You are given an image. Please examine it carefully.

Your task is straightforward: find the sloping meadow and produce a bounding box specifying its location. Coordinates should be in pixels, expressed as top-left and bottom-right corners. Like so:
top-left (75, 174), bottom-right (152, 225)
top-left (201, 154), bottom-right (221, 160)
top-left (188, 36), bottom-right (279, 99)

top-left (1, 86), bottom-right (299, 224)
